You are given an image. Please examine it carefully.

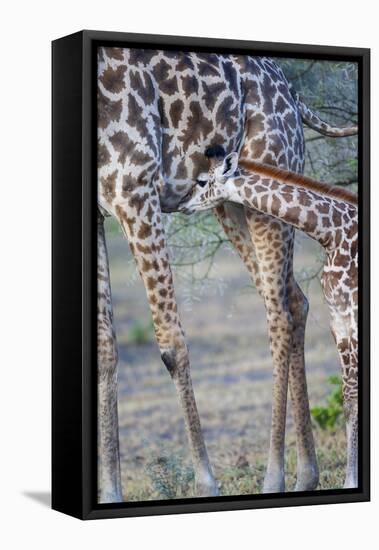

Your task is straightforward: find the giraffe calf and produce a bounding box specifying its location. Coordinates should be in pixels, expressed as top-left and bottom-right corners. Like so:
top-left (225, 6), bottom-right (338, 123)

top-left (179, 148), bottom-right (358, 489)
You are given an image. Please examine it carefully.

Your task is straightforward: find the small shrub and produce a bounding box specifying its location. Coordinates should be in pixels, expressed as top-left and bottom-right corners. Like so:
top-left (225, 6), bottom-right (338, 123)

top-left (310, 375), bottom-right (343, 429)
top-left (146, 451), bottom-right (194, 499)
top-left (128, 319), bottom-right (154, 345)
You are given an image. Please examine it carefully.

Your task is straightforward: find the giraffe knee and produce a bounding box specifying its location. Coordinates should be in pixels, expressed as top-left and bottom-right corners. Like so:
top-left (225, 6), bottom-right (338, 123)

top-left (161, 339), bottom-right (189, 378)
top-left (161, 350), bottom-right (177, 376)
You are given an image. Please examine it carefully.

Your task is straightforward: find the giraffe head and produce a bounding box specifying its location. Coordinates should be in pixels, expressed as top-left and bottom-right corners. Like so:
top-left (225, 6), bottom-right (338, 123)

top-left (179, 147), bottom-right (239, 214)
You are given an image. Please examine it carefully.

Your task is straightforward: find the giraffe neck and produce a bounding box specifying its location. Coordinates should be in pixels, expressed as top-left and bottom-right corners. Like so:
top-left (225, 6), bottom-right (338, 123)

top-left (226, 171), bottom-right (357, 250)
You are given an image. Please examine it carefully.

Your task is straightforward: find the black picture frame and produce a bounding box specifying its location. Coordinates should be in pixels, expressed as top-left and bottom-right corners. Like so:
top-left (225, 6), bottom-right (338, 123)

top-left (52, 30), bottom-right (370, 520)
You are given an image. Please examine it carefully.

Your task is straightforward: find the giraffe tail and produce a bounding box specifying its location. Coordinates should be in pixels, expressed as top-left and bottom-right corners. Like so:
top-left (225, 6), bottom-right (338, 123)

top-left (293, 90), bottom-right (358, 137)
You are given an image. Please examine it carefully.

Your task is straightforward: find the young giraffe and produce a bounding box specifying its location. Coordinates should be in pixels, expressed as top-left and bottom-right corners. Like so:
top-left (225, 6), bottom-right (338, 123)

top-left (179, 147), bottom-right (358, 488)
top-left (97, 46), bottom-right (358, 501)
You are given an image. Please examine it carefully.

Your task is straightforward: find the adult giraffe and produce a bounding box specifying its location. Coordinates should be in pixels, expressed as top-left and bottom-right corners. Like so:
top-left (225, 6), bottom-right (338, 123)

top-left (97, 46), bottom-right (357, 502)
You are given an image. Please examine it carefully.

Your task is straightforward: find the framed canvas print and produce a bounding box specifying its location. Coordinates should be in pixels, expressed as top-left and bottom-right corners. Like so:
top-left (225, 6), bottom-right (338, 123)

top-left (52, 30), bottom-right (370, 519)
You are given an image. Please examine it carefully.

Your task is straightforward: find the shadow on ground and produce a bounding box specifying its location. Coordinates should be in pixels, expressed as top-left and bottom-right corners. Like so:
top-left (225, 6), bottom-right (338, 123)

top-left (23, 492), bottom-right (51, 507)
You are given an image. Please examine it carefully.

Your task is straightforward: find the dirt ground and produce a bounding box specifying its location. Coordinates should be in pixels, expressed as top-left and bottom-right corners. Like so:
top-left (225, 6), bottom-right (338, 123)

top-left (102, 217), bottom-right (347, 502)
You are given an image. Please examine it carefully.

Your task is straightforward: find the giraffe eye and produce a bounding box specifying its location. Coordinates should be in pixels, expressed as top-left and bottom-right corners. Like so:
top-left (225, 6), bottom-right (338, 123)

top-left (196, 178), bottom-right (208, 188)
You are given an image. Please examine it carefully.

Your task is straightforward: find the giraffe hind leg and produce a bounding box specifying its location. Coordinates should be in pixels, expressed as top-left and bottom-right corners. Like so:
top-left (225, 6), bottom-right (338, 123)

top-left (288, 279), bottom-right (319, 491)
top-left (97, 213), bottom-right (123, 503)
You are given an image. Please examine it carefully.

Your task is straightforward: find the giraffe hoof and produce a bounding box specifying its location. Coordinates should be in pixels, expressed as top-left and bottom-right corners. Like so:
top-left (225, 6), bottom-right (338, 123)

top-left (195, 476), bottom-right (220, 497)
top-left (195, 483), bottom-right (220, 497)
top-left (343, 477), bottom-right (358, 489)
top-left (294, 465), bottom-right (319, 491)
top-left (262, 471), bottom-right (285, 494)
top-left (98, 488), bottom-right (124, 503)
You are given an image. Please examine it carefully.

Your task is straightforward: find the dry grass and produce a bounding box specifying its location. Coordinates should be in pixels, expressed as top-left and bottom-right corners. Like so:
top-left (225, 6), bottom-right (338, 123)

top-left (102, 220), bottom-right (346, 501)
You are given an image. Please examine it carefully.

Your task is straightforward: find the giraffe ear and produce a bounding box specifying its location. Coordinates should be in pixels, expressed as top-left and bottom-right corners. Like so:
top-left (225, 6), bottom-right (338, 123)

top-left (219, 152), bottom-right (238, 178)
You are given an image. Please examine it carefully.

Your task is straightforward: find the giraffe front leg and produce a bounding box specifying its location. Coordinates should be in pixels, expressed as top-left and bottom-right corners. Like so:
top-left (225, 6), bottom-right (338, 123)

top-left (344, 397), bottom-right (358, 488)
top-left (344, 324), bottom-right (358, 488)
top-left (115, 192), bottom-right (218, 498)
top-left (245, 210), bottom-right (295, 493)
top-left (288, 279), bottom-right (319, 491)
top-left (215, 206), bottom-right (317, 492)
top-left (215, 204), bottom-right (291, 492)
top-left (161, 345), bottom-right (219, 496)
top-left (261, 302), bottom-right (292, 493)
top-left (330, 313), bottom-right (358, 489)
top-left (97, 212), bottom-right (123, 503)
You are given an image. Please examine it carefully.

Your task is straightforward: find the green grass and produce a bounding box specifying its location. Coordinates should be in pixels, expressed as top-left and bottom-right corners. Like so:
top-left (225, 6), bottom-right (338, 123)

top-left (146, 450), bottom-right (194, 499)
top-left (119, 432), bottom-right (346, 500)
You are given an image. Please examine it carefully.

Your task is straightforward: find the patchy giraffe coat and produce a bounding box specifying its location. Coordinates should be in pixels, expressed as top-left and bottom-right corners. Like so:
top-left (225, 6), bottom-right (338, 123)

top-left (97, 47), bottom-right (358, 501)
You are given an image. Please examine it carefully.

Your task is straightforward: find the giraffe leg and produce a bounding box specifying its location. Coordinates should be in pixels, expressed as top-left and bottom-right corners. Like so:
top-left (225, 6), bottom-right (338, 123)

top-left (261, 306), bottom-right (292, 493)
top-left (330, 313), bottom-right (358, 488)
top-left (97, 212), bottom-right (123, 503)
top-left (213, 204), bottom-right (261, 294)
top-left (287, 279), bottom-right (319, 491)
top-left (216, 204), bottom-right (293, 492)
top-left (344, 323), bottom-right (358, 489)
top-left (215, 204), bottom-right (317, 492)
top-left (243, 210), bottom-right (292, 493)
top-left (114, 191), bottom-right (218, 497)
top-left (344, 397), bottom-right (358, 488)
